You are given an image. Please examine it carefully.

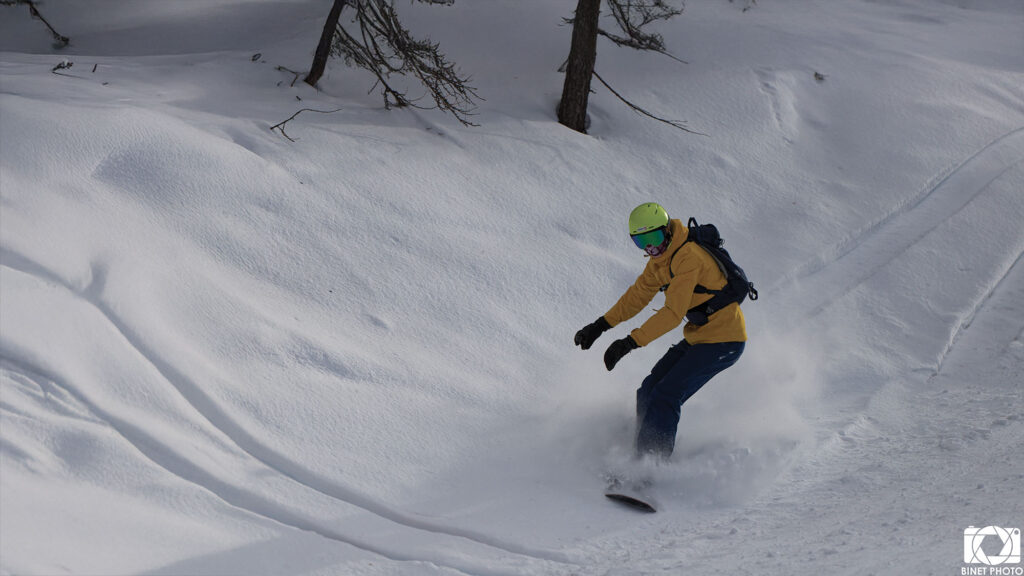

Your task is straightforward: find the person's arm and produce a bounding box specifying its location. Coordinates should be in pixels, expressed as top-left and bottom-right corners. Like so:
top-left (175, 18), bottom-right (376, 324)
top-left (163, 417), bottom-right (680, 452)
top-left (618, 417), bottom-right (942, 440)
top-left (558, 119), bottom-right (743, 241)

top-left (628, 256), bottom-right (700, 347)
top-left (603, 265), bottom-right (662, 327)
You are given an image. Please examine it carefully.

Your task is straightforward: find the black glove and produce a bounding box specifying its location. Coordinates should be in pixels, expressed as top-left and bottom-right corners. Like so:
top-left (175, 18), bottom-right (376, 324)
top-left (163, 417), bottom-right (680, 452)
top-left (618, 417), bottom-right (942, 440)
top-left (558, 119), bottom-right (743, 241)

top-left (604, 336), bottom-right (639, 371)
top-left (574, 316), bottom-right (611, 350)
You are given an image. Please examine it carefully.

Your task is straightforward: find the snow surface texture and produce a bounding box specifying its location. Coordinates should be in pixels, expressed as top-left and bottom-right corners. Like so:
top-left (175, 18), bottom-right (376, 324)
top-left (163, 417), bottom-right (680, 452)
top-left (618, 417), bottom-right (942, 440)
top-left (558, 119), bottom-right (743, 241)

top-left (1, 0), bottom-right (1022, 574)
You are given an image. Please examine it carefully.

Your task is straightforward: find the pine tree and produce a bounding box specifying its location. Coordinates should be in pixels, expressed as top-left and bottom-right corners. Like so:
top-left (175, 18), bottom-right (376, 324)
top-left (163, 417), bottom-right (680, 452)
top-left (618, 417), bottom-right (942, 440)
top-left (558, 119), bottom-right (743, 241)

top-left (557, 0), bottom-right (601, 133)
top-left (557, 0), bottom-right (684, 134)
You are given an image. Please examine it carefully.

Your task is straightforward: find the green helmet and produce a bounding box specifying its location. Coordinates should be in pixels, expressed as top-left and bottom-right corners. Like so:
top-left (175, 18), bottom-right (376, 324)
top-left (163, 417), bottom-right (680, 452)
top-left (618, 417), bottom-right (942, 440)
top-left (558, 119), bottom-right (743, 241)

top-left (628, 202), bottom-right (670, 235)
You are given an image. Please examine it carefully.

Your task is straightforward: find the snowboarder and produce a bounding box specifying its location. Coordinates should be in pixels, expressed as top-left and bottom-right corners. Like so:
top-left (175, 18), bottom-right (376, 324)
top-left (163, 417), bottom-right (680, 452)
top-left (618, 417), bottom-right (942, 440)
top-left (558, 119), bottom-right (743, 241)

top-left (574, 202), bottom-right (747, 460)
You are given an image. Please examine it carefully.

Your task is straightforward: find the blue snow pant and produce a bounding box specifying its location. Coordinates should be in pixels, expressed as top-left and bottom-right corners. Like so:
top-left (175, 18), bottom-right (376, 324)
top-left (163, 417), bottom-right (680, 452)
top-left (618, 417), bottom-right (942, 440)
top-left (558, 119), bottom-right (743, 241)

top-left (635, 340), bottom-right (745, 459)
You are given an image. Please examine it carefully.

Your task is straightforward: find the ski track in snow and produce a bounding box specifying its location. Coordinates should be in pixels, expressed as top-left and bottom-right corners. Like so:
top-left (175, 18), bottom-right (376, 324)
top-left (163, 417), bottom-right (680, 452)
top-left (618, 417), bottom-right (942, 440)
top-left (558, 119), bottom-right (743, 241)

top-left (1, 355), bottom-right (455, 573)
top-left (934, 248), bottom-right (1024, 376)
top-left (0, 252), bottom-right (577, 576)
top-left (0, 353), bottom-right (573, 576)
top-left (770, 126), bottom-right (1024, 320)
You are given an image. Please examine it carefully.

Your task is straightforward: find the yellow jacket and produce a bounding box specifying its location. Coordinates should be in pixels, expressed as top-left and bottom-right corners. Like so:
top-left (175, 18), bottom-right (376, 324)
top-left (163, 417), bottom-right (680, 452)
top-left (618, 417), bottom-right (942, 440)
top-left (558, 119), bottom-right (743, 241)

top-left (604, 219), bottom-right (747, 346)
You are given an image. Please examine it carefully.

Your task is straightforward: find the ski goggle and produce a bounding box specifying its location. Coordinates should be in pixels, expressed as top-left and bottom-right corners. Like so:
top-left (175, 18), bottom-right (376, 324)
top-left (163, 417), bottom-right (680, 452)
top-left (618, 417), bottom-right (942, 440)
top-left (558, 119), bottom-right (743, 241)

top-left (631, 227), bottom-right (667, 252)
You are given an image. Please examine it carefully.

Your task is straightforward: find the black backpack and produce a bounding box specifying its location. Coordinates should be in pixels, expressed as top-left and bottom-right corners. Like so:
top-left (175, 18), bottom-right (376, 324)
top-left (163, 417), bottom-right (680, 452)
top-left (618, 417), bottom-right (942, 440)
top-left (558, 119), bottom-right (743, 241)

top-left (661, 217), bottom-right (758, 326)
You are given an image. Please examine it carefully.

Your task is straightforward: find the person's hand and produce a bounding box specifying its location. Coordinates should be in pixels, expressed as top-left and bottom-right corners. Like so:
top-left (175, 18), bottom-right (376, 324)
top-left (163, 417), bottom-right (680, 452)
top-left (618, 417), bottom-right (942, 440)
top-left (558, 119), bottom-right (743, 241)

top-left (604, 336), bottom-right (639, 371)
top-left (574, 317), bottom-right (611, 350)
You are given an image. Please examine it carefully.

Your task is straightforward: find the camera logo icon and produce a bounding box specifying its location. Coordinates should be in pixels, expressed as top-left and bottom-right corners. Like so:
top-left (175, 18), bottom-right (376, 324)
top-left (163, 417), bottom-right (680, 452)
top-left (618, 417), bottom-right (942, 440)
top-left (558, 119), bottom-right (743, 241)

top-left (964, 526), bottom-right (1021, 565)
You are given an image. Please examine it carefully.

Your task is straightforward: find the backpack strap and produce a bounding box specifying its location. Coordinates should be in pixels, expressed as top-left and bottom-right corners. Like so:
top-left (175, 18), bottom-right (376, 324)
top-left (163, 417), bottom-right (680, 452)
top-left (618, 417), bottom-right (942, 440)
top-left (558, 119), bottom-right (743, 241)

top-left (659, 218), bottom-right (741, 326)
top-left (660, 222), bottom-right (713, 293)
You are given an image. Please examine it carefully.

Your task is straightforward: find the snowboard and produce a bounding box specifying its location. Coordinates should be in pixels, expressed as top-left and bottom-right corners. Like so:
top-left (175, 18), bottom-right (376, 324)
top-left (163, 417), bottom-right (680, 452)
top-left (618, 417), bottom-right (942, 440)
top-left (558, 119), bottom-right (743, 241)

top-left (604, 492), bottom-right (657, 513)
top-left (604, 476), bottom-right (657, 513)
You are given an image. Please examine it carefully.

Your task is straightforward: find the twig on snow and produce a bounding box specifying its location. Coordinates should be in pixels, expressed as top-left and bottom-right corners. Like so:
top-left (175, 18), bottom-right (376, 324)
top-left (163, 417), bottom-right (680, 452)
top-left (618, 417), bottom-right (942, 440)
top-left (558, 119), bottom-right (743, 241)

top-left (275, 66), bottom-right (304, 87)
top-left (50, 60), bottom-right (76, 77)
top-left (270, 107), bottom-right (343, 142)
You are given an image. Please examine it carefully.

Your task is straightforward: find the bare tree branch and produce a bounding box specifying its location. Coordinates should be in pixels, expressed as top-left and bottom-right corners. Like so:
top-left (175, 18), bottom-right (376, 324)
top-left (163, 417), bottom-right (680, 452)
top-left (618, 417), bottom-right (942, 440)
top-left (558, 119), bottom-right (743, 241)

top-left (270, 107), bottom-right (344, 142)
top-left (335, 1), bottom-right (480, 125)
top-left (596, 28), bottom-right (688, 64)
top-left (275, 65), bottom-right (303, 87)
top-left (602, 0), bottom-right (682, 53)
top-left (592, 70), bottom-right (706, 136)
top-left (306, 0), bottom-right (480, 126)
top-left (2, 0), bottom-right (70, 47)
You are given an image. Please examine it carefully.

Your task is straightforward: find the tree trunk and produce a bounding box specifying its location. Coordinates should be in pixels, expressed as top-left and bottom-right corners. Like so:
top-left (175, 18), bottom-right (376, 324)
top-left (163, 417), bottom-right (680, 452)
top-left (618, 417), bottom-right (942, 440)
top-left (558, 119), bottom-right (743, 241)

top-left (305, 0), bottom-right (348, 87)
top-left (557, 0), bottom-right (601, 133)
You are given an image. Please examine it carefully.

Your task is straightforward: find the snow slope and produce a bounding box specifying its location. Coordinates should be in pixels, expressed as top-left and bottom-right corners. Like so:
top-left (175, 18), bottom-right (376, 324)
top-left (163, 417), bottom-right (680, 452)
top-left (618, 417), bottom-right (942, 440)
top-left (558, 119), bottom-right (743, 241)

top-left (1, 0), bottom-right (1022, 574)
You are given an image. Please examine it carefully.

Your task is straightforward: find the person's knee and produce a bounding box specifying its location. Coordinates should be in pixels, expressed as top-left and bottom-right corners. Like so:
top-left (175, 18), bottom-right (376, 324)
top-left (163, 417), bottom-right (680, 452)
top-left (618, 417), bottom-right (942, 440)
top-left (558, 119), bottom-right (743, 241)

top-left (651, 385), bottom-right (684, 413)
